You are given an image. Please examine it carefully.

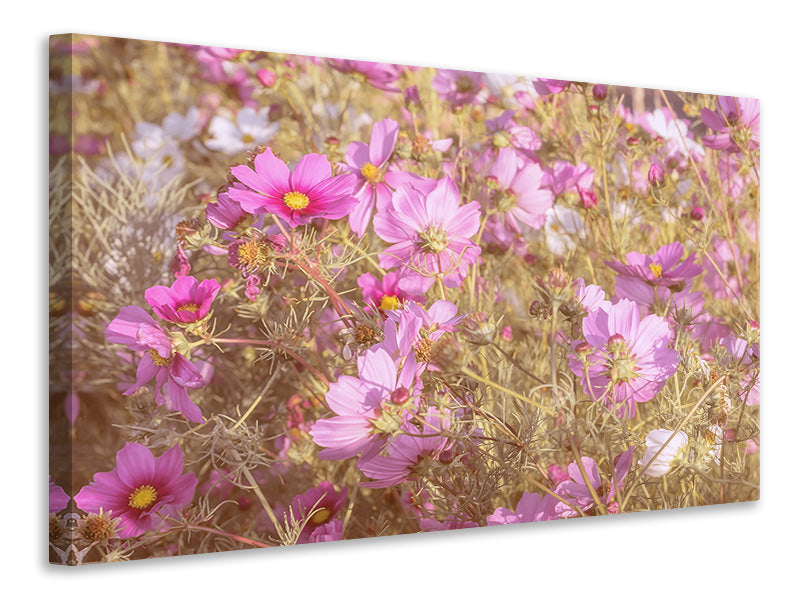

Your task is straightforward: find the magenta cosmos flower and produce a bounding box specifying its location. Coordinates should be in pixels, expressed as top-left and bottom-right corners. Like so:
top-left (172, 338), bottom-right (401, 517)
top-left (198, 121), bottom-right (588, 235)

top-left (606, 241), bottom-right (702, 307)
top-left (50, 477), bottom-right (70, 513)
top-left (74, 443), bottom-right (197, 538)
top-left (145, 275), bottom-right (220, 324)
top-left (343, 118), bottom-right (432, 237)
top-left (359, 409), bottom-right (452, 488)
top-left (106, 306), bottom-right (207, 423)
top-left (310, 346), bottom-right (418, 462)
top-left (553, 448), bottom-right (634, 517)
top-left (228, 148), bottom-right (358, 228)
top-left (373, 178), bottom-right (481, 291)
top-left (569, 298), bottom-right (678, 418)
top-left (357, 271), bottom-right (425, 312)
top-left (282, 481), bottom-right (348, 544)
top-left (485, 147), bottom-right (554, 232)
top-left (701, 96), bottom-right (760, 152)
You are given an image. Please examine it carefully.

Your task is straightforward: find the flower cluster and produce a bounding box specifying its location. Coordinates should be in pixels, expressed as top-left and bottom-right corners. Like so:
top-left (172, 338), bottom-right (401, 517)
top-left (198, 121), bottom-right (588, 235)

top-left (52, 35), bottom-right (759, 564)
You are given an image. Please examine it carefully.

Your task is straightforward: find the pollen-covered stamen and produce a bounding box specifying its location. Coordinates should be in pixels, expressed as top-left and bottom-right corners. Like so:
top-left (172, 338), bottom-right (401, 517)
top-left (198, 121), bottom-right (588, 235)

top-left (418, 226), bottom-right (449, 253)
top-left (283, 191), bottom-right (310, 210)
top-left (241, 133), bottom-right (255, 144)
top-left (148, 348), bottom-right (173, 367)
top-left (236, 239), bottom-right (271, 270)
top-left (128, 484), bottom-right (158, 509)
top-left (456, 75), bottom-right (475, 93)
top-left (649, 263), bottom-right (663, 278)
top-left (495, 190), bottom-right (518, 212)
top-left (176, 302), bottom-right (200, 313)
top-left (380, 294), bottom-right (400, 311)
top-left (412, 135), bottom-right (432, 156)
top-left (414, 336), bottom-right (433, 363)
top-left (309, 507), bottom-right (333, 526)
top-left (360, 162), bottom-right (383, 184)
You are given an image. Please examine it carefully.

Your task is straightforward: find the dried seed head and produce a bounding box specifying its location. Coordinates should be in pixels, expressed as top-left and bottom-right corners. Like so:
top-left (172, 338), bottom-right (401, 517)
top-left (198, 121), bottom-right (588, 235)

top-left (80, 510), bottom-right (120, 543)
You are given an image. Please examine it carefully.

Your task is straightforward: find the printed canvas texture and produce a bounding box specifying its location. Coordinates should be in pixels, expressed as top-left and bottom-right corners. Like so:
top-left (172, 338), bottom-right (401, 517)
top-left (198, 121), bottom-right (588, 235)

top-left (49, 34), bottom-right (760, 565)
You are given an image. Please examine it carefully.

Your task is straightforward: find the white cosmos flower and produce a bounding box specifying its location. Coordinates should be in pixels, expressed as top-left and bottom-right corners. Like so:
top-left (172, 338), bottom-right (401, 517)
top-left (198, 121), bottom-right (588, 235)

top-left (205, 107), bottom-right (279, 155)
top-left (640, 429), bottom-right (689, 477)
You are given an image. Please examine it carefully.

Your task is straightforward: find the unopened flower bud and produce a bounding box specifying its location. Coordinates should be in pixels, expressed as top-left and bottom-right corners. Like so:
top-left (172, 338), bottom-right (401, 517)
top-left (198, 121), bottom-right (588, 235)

top-left (389, 388), bottom-right (410, 406)
top-left (627, 136), bottom-right (640, 147)
top-left (592, 84), bottom-right (608, 100)
top-left (437, 448), bottom-right (455, 465)
top-left (607, 333), bottom-right (625, 349)
top-left (648, 163), bottom-right (665, 187)
top-left (587, 104), bottom-right (600, 117)
top-left (579, 188), bottom-right (598, 209)
top-left (404, 85), bottom-right (421, 110)
top-left (575, 341), bottom-right (592, 354)
top-left (256, 68), bottom-right (277, 88)
top-left (325, 136), bottom-right (340, 147)
top-left (690, 206), bottom-right (705, 221)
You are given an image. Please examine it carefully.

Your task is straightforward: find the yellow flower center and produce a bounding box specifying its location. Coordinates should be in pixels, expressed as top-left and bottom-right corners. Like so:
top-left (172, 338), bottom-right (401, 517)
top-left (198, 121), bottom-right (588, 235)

top-left (237, 239), bottom-right (271, 269)
top-left (649, 263), bottom-right (663, 278)
top-left (241, 133), bottom-right (255, 144)
top-left (309, 507), bottom-right (333, 525)
top-left (128, 484), bottom-right (158, 509)
top-left (360, 162), bottom-right (383, 183)
top-left (283, 191), bottom-right (310, 210)
top-left (456, 75), bottom-right (474, 93)
top-left (419, 226), bottom-right (449, 253)
top-left (148, 348), bottom-right (173, 368)
top-left (380, 294), bottom-right (400, 311)
top-left (176, 302), bottom-right (200, 313)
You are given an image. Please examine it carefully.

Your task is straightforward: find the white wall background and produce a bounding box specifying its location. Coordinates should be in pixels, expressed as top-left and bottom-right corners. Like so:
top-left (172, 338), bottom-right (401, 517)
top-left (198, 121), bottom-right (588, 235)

top-left (6, 2), bottom-right (795, 597)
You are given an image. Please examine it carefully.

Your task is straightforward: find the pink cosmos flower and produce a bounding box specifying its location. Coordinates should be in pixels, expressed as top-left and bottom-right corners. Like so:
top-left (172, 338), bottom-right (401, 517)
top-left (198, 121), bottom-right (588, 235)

top-left (607, 241), bottom-right (702, 308)
top-left (485, 147), bottom-right (554, 232)
top-left (229, 148), bottom-right (358, 228)
top-left (50, 477), bottom-right (70, 513)
top-left (359, 409), bottom-right (452, 488)
top-left (486, 491), bottom-right (558, 525)
top-left (543, 160), bottom-right (594, 197)
top-left (328, 59), bottom-right (402, 92)
top-left (720, 335), bottom-right (760, 406)
top-left (205, 189), bottom-right (252, 231)
top-left (380, 300), bottom-right (464, 374)
top-left (703, 236), bottom-right (749, 301)
top-left (105, 306), bottom-right (207, 423)
top-left (484, 109), bottom-right (542, 161)
top-left (432, 69), bottom-right (484, 105)
top-left (145, 275), bottom-right (220, 324)
top-left (343, 118), bottom-right (433, 237)
top-left (74, 443), bottom-right (197, 538)
top-left (373, 178), bottom-right (481, 291)
top-left (701, 96), bottom-right (760, 152)
top-left (357, 271), bottom-right (426, 312)
top-left (282, 481), bottom-right (348, 544)
top-left (569, 299), bottom-right (678, 418)
top-left (553, 448), bottom-right (634, 517)
top-left (310, 346), bottom-right (417, 462)
top-left (533, 79), bottom-right (571, 95)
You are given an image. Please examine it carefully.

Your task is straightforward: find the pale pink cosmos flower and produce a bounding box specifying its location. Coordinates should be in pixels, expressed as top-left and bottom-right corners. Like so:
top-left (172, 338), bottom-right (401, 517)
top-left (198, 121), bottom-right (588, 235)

top-left (701, 96), bottom-right (760, 152)
top-left (569, 298), bottom-right (678, 418)
top-left (486, 491), bottom-right (558, 525)
top-left (343, 118), bottom-right (433, 237)
top-left (543, 160), bottom-right (594, 197)
top-left (553, 447), bottom-right (634, 517)
top-left (205, 188), bottom-right (251, 231)
top-left (640, 429), bottom-right (689, 477)
top-left (380, 300), bottom-right (464, 374)
top-left (484, 147), bottom-right (554, 232)
top-left (74, 443), bottom-right (197, 538)
top-left (328, 59), bottom-right (402, 92)
top-left (105, 306), bottom-right (207, 423)
top-left (205, 107), bottom-right (279, 155)
top-left (606, 241), bottom-right (703, 308)
top-left (229, 148), bottom-right (358, 228)
top-left (145, 275), bottom-right (220, 324)
top-left (359, 409), bottom-right (452, 488)
top-left (484, 109), bottom-right (541, 162)
top-left (310, 346), bottom-right (418, 462)
top-left (373, 178), bottom-right (481, 292)
top-left (533, 79), bottom-right (571, 95)
top-left (432, 69), bottom-right (485, 105)
top-left (703, 236), bottom-right (749, 301)
top-left (282, 481), bottom-right (348, 544)
top-left (720, 335), bottom-right (760, 406)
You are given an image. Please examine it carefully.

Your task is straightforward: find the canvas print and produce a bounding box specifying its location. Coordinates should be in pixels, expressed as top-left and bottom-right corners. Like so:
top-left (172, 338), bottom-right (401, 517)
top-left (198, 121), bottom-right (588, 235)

top-left (49, 34), bottom-right (760, 565)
